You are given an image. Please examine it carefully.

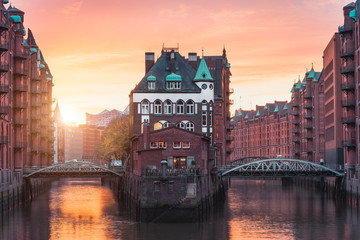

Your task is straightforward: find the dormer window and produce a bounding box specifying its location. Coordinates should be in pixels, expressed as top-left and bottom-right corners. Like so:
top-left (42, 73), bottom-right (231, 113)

top-left (166, 73), bottom-right (182, 90)
top-left (147, 75), bottom-right (156, 90)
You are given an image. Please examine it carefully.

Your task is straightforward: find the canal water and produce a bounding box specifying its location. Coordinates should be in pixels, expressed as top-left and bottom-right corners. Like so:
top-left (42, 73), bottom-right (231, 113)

top-left (1, 178), bottom-right (360, 240)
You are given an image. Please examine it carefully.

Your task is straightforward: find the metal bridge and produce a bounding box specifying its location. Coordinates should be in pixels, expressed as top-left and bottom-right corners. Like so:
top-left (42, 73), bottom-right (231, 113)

top-left (24, 160), bottom-right (125, 178)
top-left (218, 158), bottom-right (344, 178)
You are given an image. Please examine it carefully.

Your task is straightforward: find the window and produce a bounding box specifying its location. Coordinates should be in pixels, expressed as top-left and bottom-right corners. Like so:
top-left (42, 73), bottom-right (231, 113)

top-left (148, 82), bottom-right (155, 89)
top-left (186, 100), bottom-right (194, 114)
top-left (173, 142), bottom-right (181, 148)
top-left (159, 142), bottom-right (167, 148)
top-left (186, 122), bottom-right (194, 132)
top-left (182, 141), bottom-right (190, 148)
top-left (154, 100), bottom-right (162, 114)
top-left (202, 100), bottom-right (207, 110)
top-left (150, 142), bottom-right (158, 148)
top-left (164, 100), bottom-right (172, 114)
top-left (177, 122), bottom-right (185, 129)
top-left (154, 122), bottom-right (162, 131)
top-left (141, 100), bottom-right (149, 114)
top-left (176, 100), bottom-right (184, 114)
top-left (166, 81), bottom-right (181, 89)
top-left (202, 112), bottom-right (207, 126)
top-left (173, 157), bottom-right (187, 169)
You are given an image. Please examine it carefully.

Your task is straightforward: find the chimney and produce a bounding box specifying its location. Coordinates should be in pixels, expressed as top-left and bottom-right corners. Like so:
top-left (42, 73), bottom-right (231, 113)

top-left (143, 122), bottom-right (150, 150)
top-left (145, 52), bottom-right (154, 73)
top-left (188, 52), bottom-right (197, 69)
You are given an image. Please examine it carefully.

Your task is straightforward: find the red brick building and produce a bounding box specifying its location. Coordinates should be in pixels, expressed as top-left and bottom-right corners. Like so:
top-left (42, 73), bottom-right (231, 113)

top-left (79, 124), bottom-right (104, 162)
top-left (231, 101), bottom-right (292, 160)
top-left (0, 2), bottom-right (53, 173)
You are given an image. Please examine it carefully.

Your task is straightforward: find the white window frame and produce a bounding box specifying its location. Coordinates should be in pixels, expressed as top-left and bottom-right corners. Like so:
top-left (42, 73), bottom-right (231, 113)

top-left (186, 100), bottom-right (194, 115)
top-left (141, 100), bottom-right (149, 114)
top-left (173, 141), bottom-right (181, 149)
top-left (150, 142), bottom-right (158, 149)
top-left (186, 122), bottom-right (194, 132)
top-left (164, 100), bottom-right (172, 115)
top-left (176, 100), bottom-right (184, 114)
top-left (159, 142), bottom-right (167, 148)
top-left (154, 100), bottom-right (162, 114)
top-left (182, 141), bottom-right (190, 148)
top-left (148, 81), bottom-right (155, 90)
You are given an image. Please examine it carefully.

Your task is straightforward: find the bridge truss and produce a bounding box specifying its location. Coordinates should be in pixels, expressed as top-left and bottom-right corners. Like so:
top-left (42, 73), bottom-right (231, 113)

top-left (24, 160), bottom-right (125, 178)
top-left (219, 158), bottom-right (344, 178)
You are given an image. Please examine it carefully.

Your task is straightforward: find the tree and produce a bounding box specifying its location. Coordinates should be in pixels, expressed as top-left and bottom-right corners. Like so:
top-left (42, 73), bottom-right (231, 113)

top-left (98, 116), bottom-right (130, 166)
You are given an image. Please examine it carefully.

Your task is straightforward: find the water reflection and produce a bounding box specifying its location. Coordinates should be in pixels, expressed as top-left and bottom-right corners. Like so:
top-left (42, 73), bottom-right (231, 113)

top-left (1, 178), bottom-right (360, 240)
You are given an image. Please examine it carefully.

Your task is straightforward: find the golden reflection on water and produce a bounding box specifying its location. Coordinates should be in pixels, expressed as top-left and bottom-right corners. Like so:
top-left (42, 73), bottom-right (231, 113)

top-left (49, 179), bottom-right (117, 240)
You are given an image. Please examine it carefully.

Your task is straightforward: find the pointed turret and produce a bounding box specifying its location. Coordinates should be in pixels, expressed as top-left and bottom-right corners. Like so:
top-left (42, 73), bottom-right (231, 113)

top-left (194, 57), bottom-right (213, 81)
top-left (307, 64), bottom-right (315, 79)
top-left (53, 101), bottom-right (62, 123)
top-left (27, 29), bottom-right (38, 47)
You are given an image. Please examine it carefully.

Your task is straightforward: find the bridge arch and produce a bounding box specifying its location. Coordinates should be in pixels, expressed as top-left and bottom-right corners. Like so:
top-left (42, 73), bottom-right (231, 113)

top-left (221, 158), bottom-right (344, 178)
top-left (24, 160), bottom-right (124, 178)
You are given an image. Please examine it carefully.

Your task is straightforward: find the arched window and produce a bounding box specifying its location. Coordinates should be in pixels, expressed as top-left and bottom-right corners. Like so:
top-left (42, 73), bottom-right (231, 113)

top-left (141, 100), bottom-right (149, 114)
top-left (186, 122), bottom-right (195, 132)
top-left (176, 122), bottom-right (185, 129)
top-left (176, 100), bottom-right (184, 114)
top-left (154, 122), bottom-right (162, 131)
top-left (154, 100), bottom-right (162, 114)
top-left (186, 100), bottom-right (194, 115)
top-left (164, 100), bottom-right (172, 115)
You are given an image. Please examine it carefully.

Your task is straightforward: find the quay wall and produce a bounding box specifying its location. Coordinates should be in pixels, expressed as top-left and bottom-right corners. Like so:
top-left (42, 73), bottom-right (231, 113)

top-left (121, 170), bottom-right (226, 222)
top-left (0, 170), bottom-right (52, 213)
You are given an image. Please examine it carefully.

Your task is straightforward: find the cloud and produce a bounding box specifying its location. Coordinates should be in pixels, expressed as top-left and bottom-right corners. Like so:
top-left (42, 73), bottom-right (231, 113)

top-left (58, 1), bottom-right (83, 15)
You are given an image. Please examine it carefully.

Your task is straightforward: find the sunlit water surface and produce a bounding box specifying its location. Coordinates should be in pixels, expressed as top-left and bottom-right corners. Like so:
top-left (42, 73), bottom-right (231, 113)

top-left (1, 178), bottom-right (360, 240)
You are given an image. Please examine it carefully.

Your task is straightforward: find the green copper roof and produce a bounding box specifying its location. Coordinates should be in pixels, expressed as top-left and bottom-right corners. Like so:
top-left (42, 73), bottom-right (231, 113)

top-left (283, 103), bottom-right (288, 110)
top-left (238, 110), bottom-right (243, 116)
top-left (147, 75), bottom-right (156, 81)
top-left (339, 25), bottom-right (345, 32)
top-left (245, 114), bottom-right (249, 119)
top-left (4, 0), bottom-right (9, 4)
top-left (30, 48), bottom-right (37, 54)
top-left (194, 58), bottom-right (213, 81)
top-left (291, 86), bottom-right (294, 93)
top-left (264, 105), bottom-right (268, 110)
top-left (226, 63), bottom-right (230, 68)
top-left (256, 110), bottom-right (260, 117)
top-left (350, 9), bottom-right (357, 21)
top-left (291, 93), bottom-right (294, 98)
top-left (307, 66), bottom-right (315, 79)
top-left (46, 71), bottom-right (49, 75)
top-left (39, 64), bottom-right (45, 69)
top-left (295, 80), bottom-right (302, 89)
top-left (274, 105), bottom-right (279, 112)
top-left (166, 73), bottom-right (182, 81)
top-left (22, 29), bottom-right (26, 36)
top-left (10, 15), bottom-right (21, 23)
top-left (47, 77), bottom-right (52, 81)
top-left (230, 118), bottom-right (234, 122)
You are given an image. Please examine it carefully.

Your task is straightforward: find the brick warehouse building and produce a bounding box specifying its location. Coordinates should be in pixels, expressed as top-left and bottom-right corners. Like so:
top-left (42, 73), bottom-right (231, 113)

top-left (129, 46), bottom-right (232, 168)
top-left (0, 2), bottom-right (54, 174)
top-left (230, 101), bottom-right (293, 160)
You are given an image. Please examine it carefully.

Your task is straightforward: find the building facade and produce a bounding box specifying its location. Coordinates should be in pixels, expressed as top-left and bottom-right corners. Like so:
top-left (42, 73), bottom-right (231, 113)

top-left (129, 47), bottom-right (232, 168)
top-left (79, 124), bottom-right (104, 162)
top-left (86, 108), bottom-right (127, 127)
top-left (231, 101), bottom-right (292, 160)
top-left (0, 2), bottom-right (54, 173)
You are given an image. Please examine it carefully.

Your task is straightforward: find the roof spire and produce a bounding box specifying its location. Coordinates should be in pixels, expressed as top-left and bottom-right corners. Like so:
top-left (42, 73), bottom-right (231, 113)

top-left (202, 48), bottom-right (204, 57)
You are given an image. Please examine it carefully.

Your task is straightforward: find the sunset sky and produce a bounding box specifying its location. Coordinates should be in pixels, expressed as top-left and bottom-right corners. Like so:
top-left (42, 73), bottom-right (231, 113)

top-left (12, 0), bottom-right (346, 124)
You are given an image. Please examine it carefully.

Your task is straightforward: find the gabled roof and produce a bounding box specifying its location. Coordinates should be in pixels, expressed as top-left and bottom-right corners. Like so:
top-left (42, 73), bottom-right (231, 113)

top-left (27, 29), bottom-right (38, 47)
top-left (194, 57), bottom-right (213, 81)
top-left (132, 51), bottom-right (200, 93)
top-left (7, 5), bottom-right (24, 13)
top-left (307, 66), bottom-right (315, 79)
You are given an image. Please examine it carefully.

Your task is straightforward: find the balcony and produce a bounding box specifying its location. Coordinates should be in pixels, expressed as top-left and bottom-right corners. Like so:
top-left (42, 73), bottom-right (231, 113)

top-left (14, 142), bottom-right (27, 149)
top-left (342, 98), bottom-right (355, 107)
top-left (14, 67), bottom-right (29, 76)
top-left (31, 127), bottom-right (40, 133)
top-left (14, 84), bottom-right (28, 92)
top-left (0, 84), bottom-right (9, 94)
top-left (14, 101), bottom-right (28, 109)
top-left (341, 65), bottom-right (354, 74)
top-left (31, 146), bottom-right (42, 152)
top-left (14, 117), bottom-right (27, 125)
top-left (342, 139), bottom-right (356, 148)
top-left (339, 24), bottom-right (354, 33)
top-left (0, 106), bottom-right (9, 114)
top-left (31, 86), bottom-right (41, 94)
top-left (0, 136), bottom-right (8, 144)
top-left (340, 45), bottom-right (355, 58)
top-left (0, 40), bottom-right (9, 52)
top-left (0, 64), bottom-right (9, 72)
top-left (0, 21), bottom-right (8, 31)
top-left (304, 103), bottom-right (312, 109)
top-left (341, 82), bottom-right (355, 90)
top-left (341, 116), bottom-right (356, 124)
top-left (31, 73), bottom-right (42, 81)
top-left (14, 50), bottom-right (29, 60)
